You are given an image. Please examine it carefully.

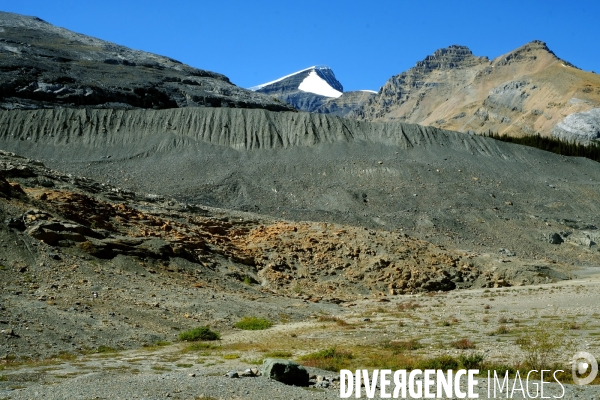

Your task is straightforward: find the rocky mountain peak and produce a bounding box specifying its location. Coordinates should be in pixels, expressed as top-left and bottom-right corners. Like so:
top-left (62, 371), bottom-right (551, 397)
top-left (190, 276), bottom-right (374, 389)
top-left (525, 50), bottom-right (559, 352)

top-left (249, 65), bottom-right (348, 112)
top-left (493, 40), bottom-right (564, 67)
top-left (523, 40), bottom-right (552, 52)
top-left (414, 44), bottom-right (489, 72)
top-left (250, 65), bottom-right (343, 96)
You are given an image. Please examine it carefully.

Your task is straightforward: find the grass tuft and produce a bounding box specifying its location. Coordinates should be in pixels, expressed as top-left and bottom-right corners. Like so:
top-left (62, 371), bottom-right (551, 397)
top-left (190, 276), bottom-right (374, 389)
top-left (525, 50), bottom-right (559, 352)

top-left (450, 338), bottom-right (476, 350)
top-left (178, 326), bottom-right (220, 342)
top-left (234, 316), bottom-right (272, 330)
top-left (384, 339), bottom-right (422, 352)
top-left (299, 348), bottom-right (353, 371)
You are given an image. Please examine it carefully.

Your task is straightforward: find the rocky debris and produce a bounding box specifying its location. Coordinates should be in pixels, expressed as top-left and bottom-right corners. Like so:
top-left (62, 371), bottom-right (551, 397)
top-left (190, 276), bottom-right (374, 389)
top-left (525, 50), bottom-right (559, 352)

top-left (1, 328), bottom-right (18, 338)
top-left (225, 368), bottom-right (260, 378)
top-left (563, 231), bottom-right (598, 248)
top-left (547, 233), bottom-right (564, 244)
top-left (0, 109), bottom-right (593, 297)
top-left (1, 148), bottom-right (558, 304)
top-left (26, 220), bottom-right (96, 244)
top-left (262, 358), bottom-right (309, 386)
top-left (499, 248), bottom-right (516, 257)
top-left (552, 108), bottom-right (600, 143)
top-left (545, 230), bottom-right (598, 248)
top-left (0, 12), bottom-right (293, 112)
top-left (226, 371), bottom-right (239, 378)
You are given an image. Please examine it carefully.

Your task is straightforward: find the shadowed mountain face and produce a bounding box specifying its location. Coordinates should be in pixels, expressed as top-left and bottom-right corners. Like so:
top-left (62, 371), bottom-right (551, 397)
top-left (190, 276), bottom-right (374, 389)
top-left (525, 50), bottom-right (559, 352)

top-left (355, 42), bottom-right (600, 142)
top-left (0, 12), bottom-right (293, 111)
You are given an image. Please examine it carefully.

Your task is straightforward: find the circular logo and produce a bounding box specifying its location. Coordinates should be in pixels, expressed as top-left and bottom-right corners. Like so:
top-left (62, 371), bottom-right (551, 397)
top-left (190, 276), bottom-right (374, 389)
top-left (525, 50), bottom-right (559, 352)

top-left (572, 351), bottom-right (598, 386)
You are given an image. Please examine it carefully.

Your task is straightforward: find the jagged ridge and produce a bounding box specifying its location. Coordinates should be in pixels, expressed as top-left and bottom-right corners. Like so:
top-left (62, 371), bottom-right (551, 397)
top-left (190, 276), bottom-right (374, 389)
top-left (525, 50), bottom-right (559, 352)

top-left (354, 41), bottom-right (600, 142)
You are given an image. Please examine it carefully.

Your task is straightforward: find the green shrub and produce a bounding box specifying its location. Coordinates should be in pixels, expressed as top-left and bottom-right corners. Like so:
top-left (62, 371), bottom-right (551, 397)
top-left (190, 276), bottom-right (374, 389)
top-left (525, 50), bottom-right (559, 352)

top-left (384, 339), bottom-right (422, 353)
top-left (489, 325), bottom-right (510, 335)
top-left (94, 345), bottom-right (117, 354)
top-left (234, 316), bottom-right (272, 330)
top-left (299, 348), bottom-right (353, 371)
top-left (458, 353), bottom-right (485, 369)
top-left (416, 355), bottom-right (459, 370)
top-left (516, 324), bottom-right (570, 370)
top-left (264, 350), bottom-right (293, 358)
top-left (178, 326), bottom-right (220, 341)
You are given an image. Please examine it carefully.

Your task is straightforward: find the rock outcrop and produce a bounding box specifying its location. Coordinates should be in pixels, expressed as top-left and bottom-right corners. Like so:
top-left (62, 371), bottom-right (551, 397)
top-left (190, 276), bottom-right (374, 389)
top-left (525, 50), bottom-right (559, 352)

top-left (552, 108), bottom-right (600, 143)
top-left (0, 12), bottom-right (292, 111)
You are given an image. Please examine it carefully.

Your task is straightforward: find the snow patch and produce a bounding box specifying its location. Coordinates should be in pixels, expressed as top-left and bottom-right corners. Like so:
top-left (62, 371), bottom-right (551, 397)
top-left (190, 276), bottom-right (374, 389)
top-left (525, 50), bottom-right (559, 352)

top-left (359, 90), bottom-right (377, 94)
top-left (298, 70), bottom-right (343, 98)
top-left (249, 66), bottom-right (317, 91)
top-left (3, 45), bottom-right (20, 54)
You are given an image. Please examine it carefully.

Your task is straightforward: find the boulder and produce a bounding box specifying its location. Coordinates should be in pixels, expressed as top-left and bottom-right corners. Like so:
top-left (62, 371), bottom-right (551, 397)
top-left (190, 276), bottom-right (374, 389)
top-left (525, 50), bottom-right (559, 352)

top-left (547, 233), bottom-right (564, 244)
top-left (262, 358), bottom-right (309, 386)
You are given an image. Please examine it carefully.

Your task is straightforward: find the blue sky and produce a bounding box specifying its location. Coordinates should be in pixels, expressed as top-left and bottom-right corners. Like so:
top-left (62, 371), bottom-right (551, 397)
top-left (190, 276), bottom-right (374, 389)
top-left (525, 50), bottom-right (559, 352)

top-left (3, 1), bottom-right (599, 91)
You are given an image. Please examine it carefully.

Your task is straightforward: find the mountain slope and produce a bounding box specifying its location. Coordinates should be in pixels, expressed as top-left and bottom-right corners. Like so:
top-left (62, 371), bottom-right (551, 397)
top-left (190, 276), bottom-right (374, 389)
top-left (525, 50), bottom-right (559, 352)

top-left (315, 90), bottom-right (377, 117)
top-left (0, 12), bottom-right (292, 111)
top-left (355, 41), bottom-right (600, 142)
top-left (1, 107), bottom-right (600, 273)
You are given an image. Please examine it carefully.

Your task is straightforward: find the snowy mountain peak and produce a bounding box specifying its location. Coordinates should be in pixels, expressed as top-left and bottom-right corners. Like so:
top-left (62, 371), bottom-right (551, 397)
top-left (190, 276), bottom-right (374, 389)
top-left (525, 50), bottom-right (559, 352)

top-left (249, 66), bottom-right (343, 98)
top-left (299, 69), bottom-right (343, 98)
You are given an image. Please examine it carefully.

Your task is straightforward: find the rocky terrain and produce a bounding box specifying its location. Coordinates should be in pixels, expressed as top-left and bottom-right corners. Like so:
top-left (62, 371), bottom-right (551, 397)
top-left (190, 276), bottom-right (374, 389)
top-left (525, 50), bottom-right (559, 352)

top-left (1, 107), bottom-right (599, 272)
top-left (354, 41), bottom-right (600, 142)
top-left (1, 10), bottom-right (600, 399)
top-left (2, 261), bottom-right (600, 398)
top-left (0, 135), bottom-right (598, 398)
top-left (0, 12), bottom-right (292, 111)
top-left (0, 149), bottom-right (573, 356)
